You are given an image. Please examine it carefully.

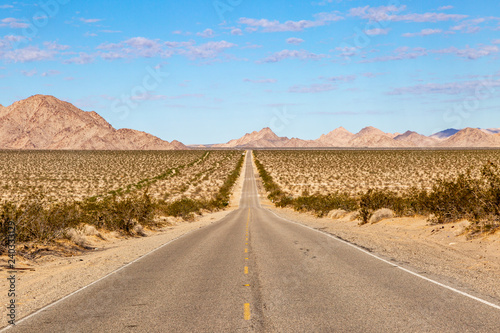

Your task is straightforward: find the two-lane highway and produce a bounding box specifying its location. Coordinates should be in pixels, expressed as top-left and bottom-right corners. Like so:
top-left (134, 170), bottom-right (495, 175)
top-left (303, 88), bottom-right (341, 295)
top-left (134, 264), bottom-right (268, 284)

top-left (7, 151), bottom-right (500, 332)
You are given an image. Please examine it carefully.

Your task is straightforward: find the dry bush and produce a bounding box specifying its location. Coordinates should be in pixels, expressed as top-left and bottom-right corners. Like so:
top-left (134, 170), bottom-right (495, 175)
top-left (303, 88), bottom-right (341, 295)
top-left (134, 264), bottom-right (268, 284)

top-left (369, 208), bottom-right (394, 224)
top-left (328, 209), bottom-right (348, 219)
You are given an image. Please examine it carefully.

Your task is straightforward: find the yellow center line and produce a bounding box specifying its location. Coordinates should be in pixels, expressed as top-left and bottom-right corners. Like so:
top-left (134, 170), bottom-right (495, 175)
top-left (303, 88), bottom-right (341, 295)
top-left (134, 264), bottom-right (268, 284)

top-left (244, 303), bottom-right (251, 320)
top-left (244, 266), bottom-right (248, 274)
top-left (245, 248), bottom-right (248, 253)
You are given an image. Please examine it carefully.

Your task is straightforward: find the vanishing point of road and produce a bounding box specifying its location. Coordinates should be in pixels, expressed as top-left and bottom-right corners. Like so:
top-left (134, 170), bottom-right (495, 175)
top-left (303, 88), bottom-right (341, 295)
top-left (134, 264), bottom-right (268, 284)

top-left (7, 151), bottom-right (500, 332)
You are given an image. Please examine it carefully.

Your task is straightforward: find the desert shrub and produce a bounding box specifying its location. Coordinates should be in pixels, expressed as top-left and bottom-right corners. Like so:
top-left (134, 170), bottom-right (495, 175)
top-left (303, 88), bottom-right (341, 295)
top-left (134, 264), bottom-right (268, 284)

top-left (160, 197), bottom-right (202, 219)
top-left (290, 193), bottom-right (358, 217)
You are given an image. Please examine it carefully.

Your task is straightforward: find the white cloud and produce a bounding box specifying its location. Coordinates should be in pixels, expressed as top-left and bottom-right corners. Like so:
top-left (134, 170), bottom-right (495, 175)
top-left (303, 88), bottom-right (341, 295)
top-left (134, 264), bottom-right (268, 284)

top-left (196, 28), bottom-right (215, 38)
top-left (243, 78), bottom-right (277, 83)
top-left (438, 5), bottom-right (454, 10)
top-left (0, 17), bottom-right (29, 29)
top-left (238, 12), bottom-right (343, 32)
top-left (21, 69), bottom-right (37, 77)
top-left (41, 70), bottom-right (61, 77)
top-left (436, 45), bottom-right (499, 60)
top-left (402, 29), bottom-right (443, 37)
top-left (286, 37), bottom-right (304, 44)
top-left (349, 5), bottom-right (467, 23)
top-left (79, 18), bottom-right (103, 24)
top-left (3, 46), bottom-right (55, 62)
top-left (289, 83), bottom-right (336, 93)
top-left (322, 75), bottom-right (356, 82)
top-left (182, 40), bottom-right (236, 60)
top-left (64, 52), bottom-right (95, 64)
top-left (360, 47), bottom-right (428, 63)
top-left (365, 28), bottom-right (390, 36)
top-left (231, 28), bottom-right (243, 35)
top-left (388, 79), bottom-right (500, 95)
top-left (260, 49), bottom-right (325, 63)
top-left (43, 41), bottom-right (70, 50)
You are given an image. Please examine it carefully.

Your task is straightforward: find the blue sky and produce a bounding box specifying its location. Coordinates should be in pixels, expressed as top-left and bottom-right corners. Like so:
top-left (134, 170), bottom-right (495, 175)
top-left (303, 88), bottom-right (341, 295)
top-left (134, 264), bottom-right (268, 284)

top-left (1, 0), bottom-right (499, 144)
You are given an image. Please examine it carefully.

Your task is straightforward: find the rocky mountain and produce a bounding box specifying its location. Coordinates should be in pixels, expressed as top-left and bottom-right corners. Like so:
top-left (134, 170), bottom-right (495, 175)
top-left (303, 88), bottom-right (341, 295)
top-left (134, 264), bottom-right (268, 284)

top-left (0, 95), bottom-right (187, 150)
top-left (394, 131), bottom-right (439, 147)
top-left (431, 128), bottom-right (460, 139)
top-left (347, 126), bottom-right (405, 148)
top-left (211, 126), bottom-right (500, 148)
top-left (212, 127), bottom-right (289, 148)
top-left (316, 127), bottom-right (354, 147)
top-left (437, 128), bottom-right (500, 147)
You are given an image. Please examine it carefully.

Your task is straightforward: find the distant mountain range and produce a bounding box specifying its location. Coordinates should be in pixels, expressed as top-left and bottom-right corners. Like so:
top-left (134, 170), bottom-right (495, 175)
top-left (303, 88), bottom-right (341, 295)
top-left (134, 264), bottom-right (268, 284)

top-left (0, 95), bottom-right (186, 150)
top-left (1, 95), bottom-right (500, 150)
top-left (206, 126), bottom-right (500, 148)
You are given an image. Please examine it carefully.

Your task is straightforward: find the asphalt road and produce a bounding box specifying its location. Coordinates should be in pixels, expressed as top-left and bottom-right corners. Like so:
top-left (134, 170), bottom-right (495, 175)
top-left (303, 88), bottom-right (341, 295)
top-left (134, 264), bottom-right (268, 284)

top-left (8, 151), bottom-right (500, 332)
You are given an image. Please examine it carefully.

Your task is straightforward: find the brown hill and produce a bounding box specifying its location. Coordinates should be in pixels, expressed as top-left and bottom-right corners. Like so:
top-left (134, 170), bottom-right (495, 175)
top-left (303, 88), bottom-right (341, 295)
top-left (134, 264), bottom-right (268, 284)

top-left (394, 131), bottom-right (438, 147)
top-left (213, 127), bottom-right (289, 148)
top-left (315, 127), bottom-right (354, 147)
top-left (347, 126), bottom-right (405, 148)
top-left (0, 95), bottom-right (187, 150)
top-left (438, 128), bottom-right (500, 147)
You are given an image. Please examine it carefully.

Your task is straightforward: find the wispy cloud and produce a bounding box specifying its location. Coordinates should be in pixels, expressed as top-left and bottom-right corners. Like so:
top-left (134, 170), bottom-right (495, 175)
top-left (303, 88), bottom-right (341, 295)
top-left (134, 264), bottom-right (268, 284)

top-left (41, 70), bottom-right (61, 77)
top-left (438, 5), bottom-right (454, 11)
top-left (350, 5), bottom-right (467, 23)
top-left (0, 5), bottom-right (14, 9)
top-left (450, 18), bottom-right (486, 34)
top-left (231, 28), bottom-right (243, 35)
top-left (43, 41), bottom-right (70, 51)
top-left (402, 29), bottom-right (443, 37)
top-left (196, 28), bottom-right (215, 38)
top-left (181, 40), bottom-right (237, 60)
top-left (435, 45), bottom-right (499, 60)
top-left (289, 83), bottom-right (336, 93)
top-left (321, 75), bottom-right (356, 82)
top-left (3, 46), bottom-right (55, 62)
top-left (259, 49), bottom-right (325, 63)
top-left (0, 18), bottom-right (29, 29)
top-left (388, 79), bottom-right (500, 95)
top-left (243, 78), bottom-right (277, 83)
top-left (238, 12), bottom-right (343, 32)
top-left (64, 52), bottom-right (96, 65)
top-left (79, 18), bottom-right (103, 24)
top-left (365, 28), bottom-right (390, 36)
top-left (360, 46), bottom-right (428, 63)
top-left (21, 69), bottom-right (37, 77)
top-left (286, 37), bottom-right (304, 44)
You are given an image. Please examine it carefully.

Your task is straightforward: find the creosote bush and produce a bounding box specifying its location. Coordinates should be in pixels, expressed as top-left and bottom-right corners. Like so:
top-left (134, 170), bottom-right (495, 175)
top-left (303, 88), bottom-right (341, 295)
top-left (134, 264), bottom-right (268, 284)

top-left (0, 151), bottom-right (246, 253)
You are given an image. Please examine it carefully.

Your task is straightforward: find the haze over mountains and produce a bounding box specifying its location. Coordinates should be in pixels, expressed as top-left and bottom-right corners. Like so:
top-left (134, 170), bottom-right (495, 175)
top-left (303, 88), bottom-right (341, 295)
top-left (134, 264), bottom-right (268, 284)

top-left (1, 95), bottom-right (500, 149)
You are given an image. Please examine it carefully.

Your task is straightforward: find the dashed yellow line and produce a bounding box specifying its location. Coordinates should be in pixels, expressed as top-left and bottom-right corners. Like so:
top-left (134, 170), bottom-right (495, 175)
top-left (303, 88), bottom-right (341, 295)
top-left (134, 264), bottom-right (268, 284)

top-left (244, 208), bottom-right (251, 321)
top-left (244, 303), bottom-right (251, 320)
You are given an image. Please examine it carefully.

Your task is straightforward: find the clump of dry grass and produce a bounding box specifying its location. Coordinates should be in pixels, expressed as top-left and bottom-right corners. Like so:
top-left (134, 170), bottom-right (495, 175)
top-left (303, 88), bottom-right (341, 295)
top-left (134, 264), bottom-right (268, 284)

top-left (327, 209), bottom-right (348, 219)
top-left (369, 208), bottom-right (394, 224)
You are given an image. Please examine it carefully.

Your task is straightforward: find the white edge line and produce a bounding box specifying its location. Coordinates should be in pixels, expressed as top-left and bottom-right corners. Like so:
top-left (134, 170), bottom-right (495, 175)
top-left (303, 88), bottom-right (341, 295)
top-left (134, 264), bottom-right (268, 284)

top-left (266, 209), bottom-right (500, 311)
top-left (0, 217), bottom-right (228, 331)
